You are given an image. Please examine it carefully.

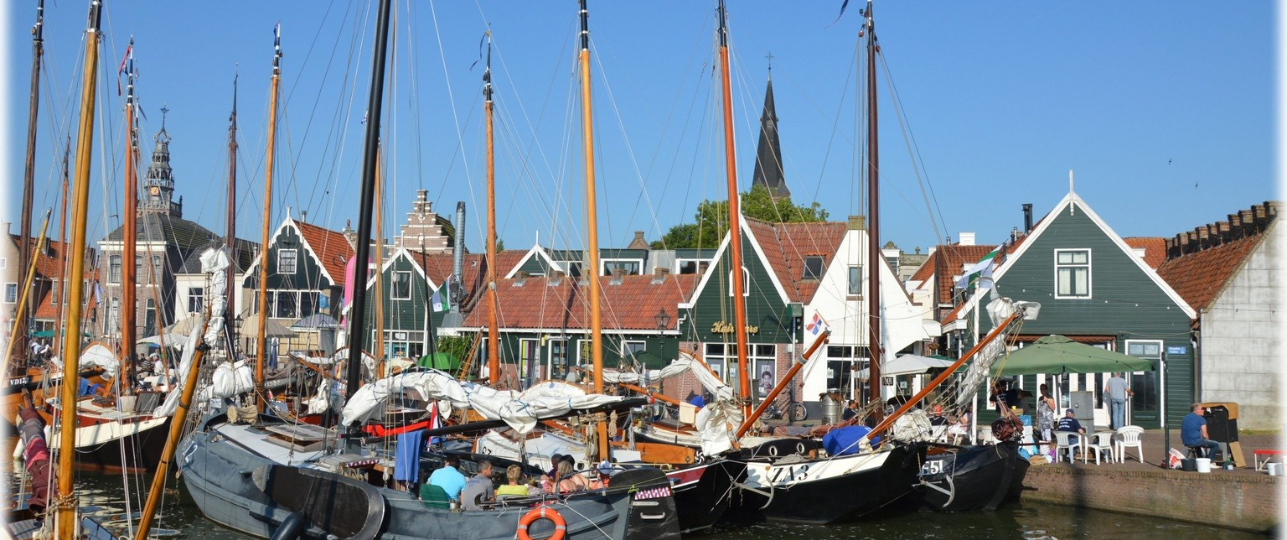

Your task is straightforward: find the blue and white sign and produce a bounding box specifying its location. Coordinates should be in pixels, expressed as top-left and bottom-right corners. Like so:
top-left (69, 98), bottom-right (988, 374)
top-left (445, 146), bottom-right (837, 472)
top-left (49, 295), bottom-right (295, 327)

top-left (1166, 346), bottom-right (1188, 355)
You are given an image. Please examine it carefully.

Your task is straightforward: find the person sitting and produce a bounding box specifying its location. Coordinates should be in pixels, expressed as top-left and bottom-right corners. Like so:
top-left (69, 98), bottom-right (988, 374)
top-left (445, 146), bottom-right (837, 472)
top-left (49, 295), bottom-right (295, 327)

top-left (427, 455), bottom-right (468, 502)
top-left (496, 464), bottom-right (530, 499)
top-left (546, 453), bottom-right (564, 480)
top-left (1055, 408), bottom-right (1086, 458)
top-left (929, 405), bottom-right (949, 427)
top-left (555, 460), bottom-right (588, 494)
top-left (687, 391), bottom-right (705, 408)
top-left (460, 459), bottom-right (496, 510)
top-left (841, 400), bottom-right (859, 421)
top-left (1182, 403), bottom-right (1222, 459)
top-left (945, 413), bottom-right (971, 445)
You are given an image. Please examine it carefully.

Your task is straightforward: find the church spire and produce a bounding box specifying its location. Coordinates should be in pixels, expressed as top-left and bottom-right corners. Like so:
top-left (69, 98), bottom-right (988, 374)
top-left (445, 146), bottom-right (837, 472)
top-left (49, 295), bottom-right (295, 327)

top-left (142, 104), bottom-right (182, 217)
top-left (751, 66), bottom-right (789, 199)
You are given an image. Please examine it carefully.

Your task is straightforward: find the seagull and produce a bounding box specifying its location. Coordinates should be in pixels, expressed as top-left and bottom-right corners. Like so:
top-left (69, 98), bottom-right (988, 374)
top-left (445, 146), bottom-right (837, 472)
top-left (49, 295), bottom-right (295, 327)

top-left (1168, 158), bottom-right (1173, 165)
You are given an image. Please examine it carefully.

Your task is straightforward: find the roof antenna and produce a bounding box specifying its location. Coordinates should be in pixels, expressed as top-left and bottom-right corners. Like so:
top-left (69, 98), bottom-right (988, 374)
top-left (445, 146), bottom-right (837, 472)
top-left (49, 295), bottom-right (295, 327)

top-left (1068, 169), bottom-right (1075, 216)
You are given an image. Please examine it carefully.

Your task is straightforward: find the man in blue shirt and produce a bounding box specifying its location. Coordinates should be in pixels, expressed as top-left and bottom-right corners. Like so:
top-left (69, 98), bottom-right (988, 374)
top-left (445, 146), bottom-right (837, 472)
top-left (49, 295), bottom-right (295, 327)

top-left (428, 455), bottom-right (468, 501)
top-left (1055, 408), bottom-right (1086, 459)
top-left (1182, 403), bottom-right (1221, 458)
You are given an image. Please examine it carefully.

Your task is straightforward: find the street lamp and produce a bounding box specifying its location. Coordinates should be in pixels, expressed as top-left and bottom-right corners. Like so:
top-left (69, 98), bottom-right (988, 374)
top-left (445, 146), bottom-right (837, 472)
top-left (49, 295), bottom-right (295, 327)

top-left (234, 315), bottom-right (244, 358)
top-left (654, 308), bottom-right (671, 330)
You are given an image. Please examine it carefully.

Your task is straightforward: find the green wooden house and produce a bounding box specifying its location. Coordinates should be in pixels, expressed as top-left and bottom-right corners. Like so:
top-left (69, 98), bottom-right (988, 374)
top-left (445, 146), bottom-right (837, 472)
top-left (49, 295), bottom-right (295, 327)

top-left (949, 191), bottom-right (1195, 428)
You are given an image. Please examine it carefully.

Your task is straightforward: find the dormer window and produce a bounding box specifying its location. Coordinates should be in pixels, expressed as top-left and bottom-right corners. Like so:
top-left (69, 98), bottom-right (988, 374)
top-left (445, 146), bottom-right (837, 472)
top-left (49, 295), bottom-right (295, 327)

top-left (803, 256), bottom-right (825, 280)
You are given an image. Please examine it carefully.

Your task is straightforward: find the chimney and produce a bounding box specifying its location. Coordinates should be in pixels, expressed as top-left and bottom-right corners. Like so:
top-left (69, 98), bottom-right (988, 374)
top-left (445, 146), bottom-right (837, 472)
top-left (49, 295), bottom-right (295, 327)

top-left (513, 271), bottom-right (527, 287)
top-left (627, 231), bottom-right (650, 250)
top-left (1010, 227), bottom-right (1019, 243)
top-left (1022, 203), bottom-right (1034, 233)
top-left (451, 202), bottom-right (466, 308)
top-left (958, 232), bottom-right (976, 246)
top-left (610, 267), bottom-right (626, 284)
top-left (847, 216), bottom-right (866, 230)
top-left (549, 270), bottom-right (565, 286)
top-left (652, 266), bottom-right (670, 284)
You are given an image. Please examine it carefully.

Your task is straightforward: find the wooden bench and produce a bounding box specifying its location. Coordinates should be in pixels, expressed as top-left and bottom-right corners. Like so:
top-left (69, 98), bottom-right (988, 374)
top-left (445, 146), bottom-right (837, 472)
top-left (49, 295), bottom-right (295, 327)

top-left (1253, 449), bottom-right (1284, 471)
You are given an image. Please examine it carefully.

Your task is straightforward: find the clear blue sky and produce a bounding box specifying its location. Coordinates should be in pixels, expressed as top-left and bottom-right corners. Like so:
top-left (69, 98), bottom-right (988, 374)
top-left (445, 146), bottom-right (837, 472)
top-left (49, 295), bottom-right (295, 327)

top-left (4, 1), bottom-right (1277, 255)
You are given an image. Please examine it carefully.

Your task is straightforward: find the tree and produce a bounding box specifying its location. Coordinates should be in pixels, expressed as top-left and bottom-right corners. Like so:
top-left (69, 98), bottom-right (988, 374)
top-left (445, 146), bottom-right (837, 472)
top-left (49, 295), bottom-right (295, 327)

top-left (653, 186), bottom-right (829, 249)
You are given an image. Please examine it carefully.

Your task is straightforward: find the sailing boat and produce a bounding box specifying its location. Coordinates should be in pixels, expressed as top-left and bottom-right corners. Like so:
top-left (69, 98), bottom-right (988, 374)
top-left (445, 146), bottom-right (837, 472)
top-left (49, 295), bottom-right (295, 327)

top-left (176, 5), bottom-right (680, 540)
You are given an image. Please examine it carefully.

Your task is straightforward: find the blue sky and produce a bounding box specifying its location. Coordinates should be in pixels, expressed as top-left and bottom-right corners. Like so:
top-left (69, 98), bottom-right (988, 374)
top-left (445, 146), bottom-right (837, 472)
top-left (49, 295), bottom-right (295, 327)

top-left (4, 1), bottom-right (1277, 256)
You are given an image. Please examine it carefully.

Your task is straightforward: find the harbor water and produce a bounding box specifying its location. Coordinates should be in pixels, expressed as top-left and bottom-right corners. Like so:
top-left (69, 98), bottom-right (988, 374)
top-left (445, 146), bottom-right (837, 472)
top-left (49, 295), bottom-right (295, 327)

top-left (7, 468), bottom-right (1265, 540)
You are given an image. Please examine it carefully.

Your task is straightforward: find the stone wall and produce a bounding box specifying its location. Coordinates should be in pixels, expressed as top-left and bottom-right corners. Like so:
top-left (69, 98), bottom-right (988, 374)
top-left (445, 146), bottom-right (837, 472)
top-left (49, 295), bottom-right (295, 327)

top-left (1023, 465), bottom-right (1280, 533)
top-left (1200, 224), bottom-right (1283, 430)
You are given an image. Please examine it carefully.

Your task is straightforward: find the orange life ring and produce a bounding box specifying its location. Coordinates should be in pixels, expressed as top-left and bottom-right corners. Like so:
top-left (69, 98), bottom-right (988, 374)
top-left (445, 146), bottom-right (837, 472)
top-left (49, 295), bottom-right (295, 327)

top-left (516, 506), bottom-right (567, 540)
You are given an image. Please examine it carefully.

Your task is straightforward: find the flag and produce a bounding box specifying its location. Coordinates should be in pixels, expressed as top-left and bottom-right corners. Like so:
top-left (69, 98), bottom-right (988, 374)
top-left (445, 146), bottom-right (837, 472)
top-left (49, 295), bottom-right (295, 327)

top-left (955, 247), bottom-right (1001, 292)
top-left (805, 312), bottom-right (828, 336)
top-left (116, 42), bottom-right (132, 96)
top-left (431, 278), bottom-right (452, 313)
top-left (273, 22), bottom-right (281, 48)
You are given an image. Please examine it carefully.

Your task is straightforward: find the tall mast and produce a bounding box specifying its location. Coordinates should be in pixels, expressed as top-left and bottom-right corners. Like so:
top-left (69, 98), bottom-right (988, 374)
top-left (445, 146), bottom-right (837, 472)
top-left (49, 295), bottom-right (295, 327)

top-left (345, 0), bottom-right (394, 401)
top-left (121, 39), bottom-right (138, 388)
top-left (864, 0), bottom-right (882, 420)
top-left (53, 138), bottom-right (69, 356)
top-left (225, 72), bottom-right (238, 359)
top-left (256, 24), bottom-right (282, 413)
top-left (484, 35), bottom-right (500, 385)
top-left (16, 0), bottom-right (46, 362)
top-left (717, 0), bottom-right (752, 418)
top-left (577, 0), bottom-right (610, 461)
top-left (57, 1), bottom-right (104, 538)
top-left (373, 145), bottom-right (384, 378)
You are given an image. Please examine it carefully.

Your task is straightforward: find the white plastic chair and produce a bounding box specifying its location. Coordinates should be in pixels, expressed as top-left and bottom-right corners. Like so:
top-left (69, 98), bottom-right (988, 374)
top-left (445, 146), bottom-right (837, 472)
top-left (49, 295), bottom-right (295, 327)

top-left (1088, 432), bottom-right (1115, 465)
top-left (1054, 431), bottom-right (1081, 463)
top-left (1115, 425), bottom-right (1145, 463)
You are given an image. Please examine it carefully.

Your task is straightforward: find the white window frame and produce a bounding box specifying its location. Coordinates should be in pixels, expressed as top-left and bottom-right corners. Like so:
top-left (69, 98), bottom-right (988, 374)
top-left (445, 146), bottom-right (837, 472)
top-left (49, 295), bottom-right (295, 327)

top-left (109, 255), bottom-right (122, 284)
top-left (275, 290), bottom-right (299, 319)
top-left (548, 338), bottom-right (570, 379)
top-left (278, 248), bottom-right (299, 275)
top-left (3, 283), bottom-right (17, 303)
top-left (1054, 248), bottom-right (1092, 299)
top-left (575, 339), bottom-right (593, 367)
top-left (621, 340), bottom-right (646, 361)
top-left (519, 338), bottom-right (540, 380)
top-left (1124, 339), bottom-right (1162, 360)
top-left (600, 258), bottom-right (643, 276)
top-left (187, 287), bottom-right (204, 314)
top-left (675, 258), bottom-right (710, 275)
top-left (391, 271), bottom-right (412, 300)
top-left (847, 265), bottom-right (862, 296)
top-left (727, 267), bottom-right (750, 297)
top-left (802, 256), bottom-right (825, 280)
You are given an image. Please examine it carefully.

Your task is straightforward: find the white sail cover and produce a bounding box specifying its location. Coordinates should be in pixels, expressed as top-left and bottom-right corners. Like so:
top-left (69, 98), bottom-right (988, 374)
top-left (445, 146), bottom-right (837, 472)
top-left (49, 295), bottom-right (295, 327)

top-left (341, 370), bottom-right (623, 433)
top-left (602, 355), bottom-right (741, 455)
top-left (196, 360), bottom-right (256, 403)
top-left (79, 343), bottom-right (119, 380)
top-left (157, 248), bottom-right (231, 417)
top-left (601, 355), bottom-right (729, 396)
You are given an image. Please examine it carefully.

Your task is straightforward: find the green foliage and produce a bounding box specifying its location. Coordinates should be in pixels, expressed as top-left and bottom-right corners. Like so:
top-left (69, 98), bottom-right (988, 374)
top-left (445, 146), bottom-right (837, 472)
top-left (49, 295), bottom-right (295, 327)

top-left (432, 334), bottom-right (474, 373)
top-left (654, 186), bottom-right (829, 249)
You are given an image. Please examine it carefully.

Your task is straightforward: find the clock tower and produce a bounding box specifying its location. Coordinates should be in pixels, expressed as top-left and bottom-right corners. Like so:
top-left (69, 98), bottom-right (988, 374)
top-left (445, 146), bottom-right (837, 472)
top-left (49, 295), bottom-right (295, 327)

top-left (141, 105), bottom-right (183, 217)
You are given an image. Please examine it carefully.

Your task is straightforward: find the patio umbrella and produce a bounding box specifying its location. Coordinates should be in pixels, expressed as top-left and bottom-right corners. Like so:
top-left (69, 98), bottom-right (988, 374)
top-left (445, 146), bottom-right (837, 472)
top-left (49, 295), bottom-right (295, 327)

top-left (166, 313), bottom-right (204, 336)
top-left (857, 353), bottom-right (957, 378)
top-left (990, 335), bottom-right (1154, 376)
top-left (138, 332), bottom-right (188, 347)
top-left (291, 313), bottom-right (340, 330)
top-left (417, 352), bottom-right (460, 371)
top-left (238, 313), bottom-right (297, 341)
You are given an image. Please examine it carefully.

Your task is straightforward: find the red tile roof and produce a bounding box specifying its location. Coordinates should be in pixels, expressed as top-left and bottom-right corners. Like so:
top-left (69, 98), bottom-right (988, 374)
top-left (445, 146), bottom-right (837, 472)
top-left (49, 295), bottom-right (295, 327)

top-left (1123, 237), bottom-right (1167, 269)
top-left (1156, 234), bottom-right (1262, 313)
top-left (908, 251), bottom-right (938, 284)
top-left (931, 244), bottom-right (998, 306)
top-left (408, 249), bottom-right (528, 313)
top-left (742, 218), bottom-right (848, 303)
top-left (460, 273), bottom-right (700, 331)
top-left (294, 220), bottom-right (355, 285)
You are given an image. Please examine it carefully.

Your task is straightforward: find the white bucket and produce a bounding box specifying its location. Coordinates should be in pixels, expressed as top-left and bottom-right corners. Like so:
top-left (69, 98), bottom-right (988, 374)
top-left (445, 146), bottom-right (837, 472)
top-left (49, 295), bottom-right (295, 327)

top-left (1268, 462), bottom-right (1282, 476)
top-left (1195, 458), bottom-right (1212, 473)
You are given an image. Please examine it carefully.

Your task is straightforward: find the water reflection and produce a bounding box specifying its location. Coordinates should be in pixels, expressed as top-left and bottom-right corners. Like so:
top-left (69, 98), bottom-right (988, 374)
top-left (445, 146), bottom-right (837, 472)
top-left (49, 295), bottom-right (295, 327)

top-left (8, 468), bottom-right (1265, 540)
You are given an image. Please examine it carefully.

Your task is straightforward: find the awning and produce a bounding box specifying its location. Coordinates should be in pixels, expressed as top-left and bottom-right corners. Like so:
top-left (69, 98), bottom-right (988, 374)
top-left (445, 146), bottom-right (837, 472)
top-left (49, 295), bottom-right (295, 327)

top-left (857, 353), bottom-right (956, 378)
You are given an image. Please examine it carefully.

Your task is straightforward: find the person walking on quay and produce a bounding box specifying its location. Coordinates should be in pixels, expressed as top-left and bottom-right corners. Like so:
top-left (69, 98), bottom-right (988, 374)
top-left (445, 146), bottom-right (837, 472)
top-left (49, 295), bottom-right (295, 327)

top-left (1182, 403), bottom-right (1222, 458)
top-left (1104, 372), bottom-right (1133, 430)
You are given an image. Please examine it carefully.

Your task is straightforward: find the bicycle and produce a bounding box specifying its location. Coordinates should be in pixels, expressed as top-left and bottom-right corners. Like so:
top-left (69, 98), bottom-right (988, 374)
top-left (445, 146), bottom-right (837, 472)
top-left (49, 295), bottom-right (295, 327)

top-left (765, 394), bottom-right (808, 422)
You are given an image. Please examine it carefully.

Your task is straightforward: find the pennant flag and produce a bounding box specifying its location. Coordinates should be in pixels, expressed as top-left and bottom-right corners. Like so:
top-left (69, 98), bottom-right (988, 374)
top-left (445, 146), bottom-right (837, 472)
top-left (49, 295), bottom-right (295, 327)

top-left (116, 42), bottom-right (133, 96)
top-left (273, 22), bottom-right (281, 47)
top-left (955, 247), bottom-right (1001, 292)
top-left (431, 278), bottom-right (452, 313)
top-left (805, 312), bottom-right (829, 336)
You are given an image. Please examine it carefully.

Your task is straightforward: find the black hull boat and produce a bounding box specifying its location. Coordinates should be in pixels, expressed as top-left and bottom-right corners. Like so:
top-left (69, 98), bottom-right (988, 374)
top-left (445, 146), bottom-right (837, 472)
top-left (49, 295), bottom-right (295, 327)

top-left (661, 459), bottom-right (743, 533)
top-left (179, 415), bottom-right (681, 540)
top-left (726, 443), bottom-right (924, 525)
top-left (916, 441), bottom-right (1029, 512)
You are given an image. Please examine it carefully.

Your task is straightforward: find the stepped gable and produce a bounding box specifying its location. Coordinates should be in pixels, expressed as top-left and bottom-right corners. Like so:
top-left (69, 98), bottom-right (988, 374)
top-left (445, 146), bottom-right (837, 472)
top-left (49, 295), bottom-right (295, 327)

top-left (461, 273), bottom-right (699, 331)
top-left (294, 219), bottom-right (354, 285)
top-left (1156, 201), bottom-right (1278, 313)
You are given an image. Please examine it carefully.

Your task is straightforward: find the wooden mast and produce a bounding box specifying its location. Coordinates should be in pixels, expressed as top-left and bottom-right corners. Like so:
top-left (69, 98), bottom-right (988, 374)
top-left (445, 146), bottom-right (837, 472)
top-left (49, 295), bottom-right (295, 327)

top-left (484, 35), bottom-right (500, 385)
top-left (225, 72), bottom-right (238, 359)
top-left (121, 39), bottom-right (138, 389)
top-left (256, 25), bottom-right (282, 413)
top-left (53, 138), bottom-right (69, 356)
top-left (344, 0), bottom-right (393, 401)
top-left (134, 316), bottom-right (211, 540)
top-left (56, 1), bottom-right (103, 537)
top-left (577, 0), bottom-right (610, 461)
top-left (737, 329), bottom-right (829, 438)
top-left (717, 0), bottom-right (752, 417)
top-left (16, 0), bottom-right (45, 362)
top-left (863, 0), bottom-right (883, 420)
